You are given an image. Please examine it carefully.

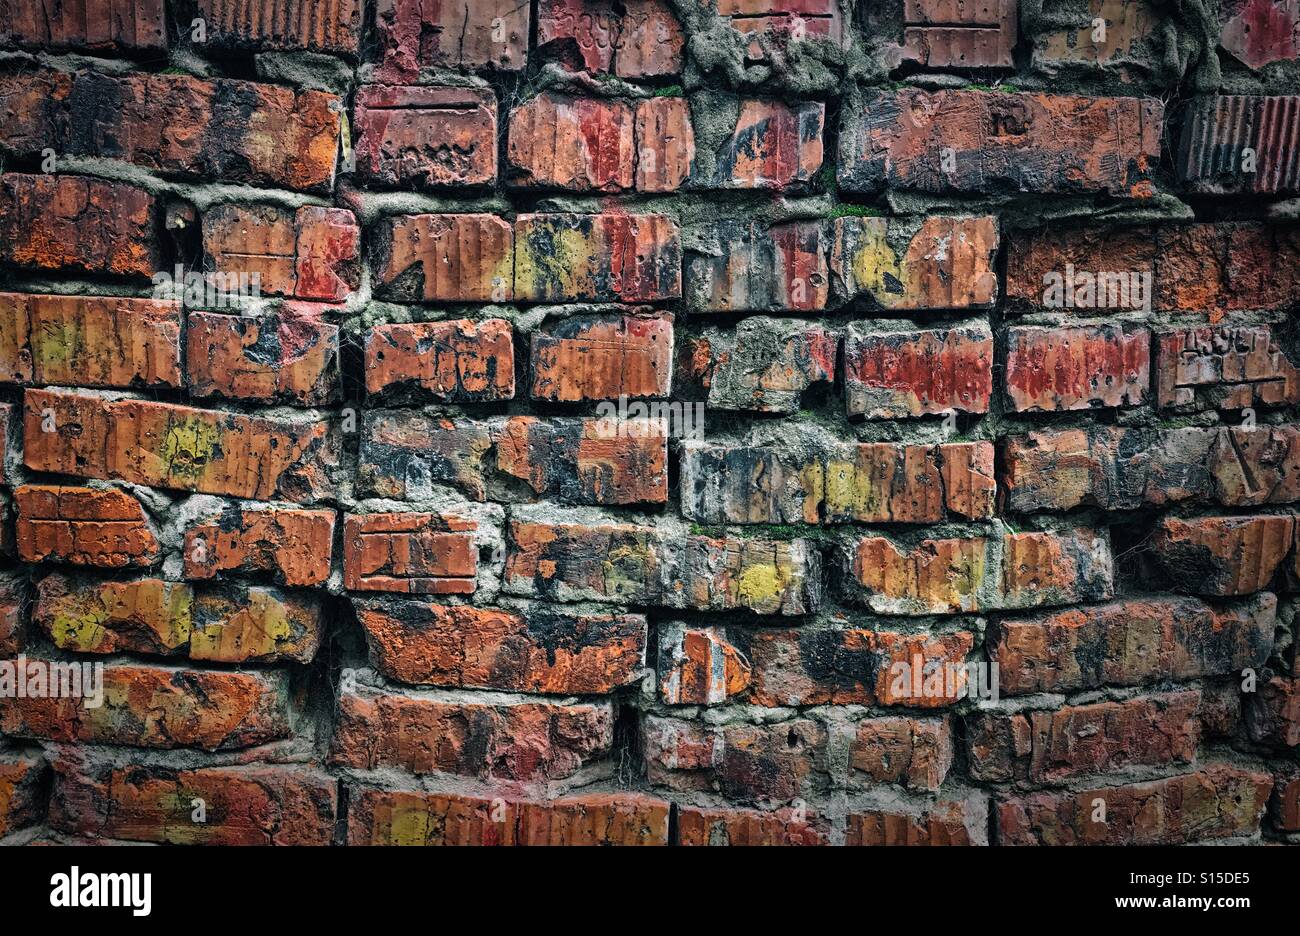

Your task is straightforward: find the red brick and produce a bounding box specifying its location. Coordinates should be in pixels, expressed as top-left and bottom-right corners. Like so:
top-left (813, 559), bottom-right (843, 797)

top-left (718, 0), bottom-right (845, 58)
top-left (372, 213), bottom-right (514, 303)
top-left (354, 598), bottom-right (645, 694)
top-left (846, 796), bottom-right (987, 845)
top-left (990, 594), bottom-right (1276, 694)
top-left (354, 85), bottom-right (497, 189)
top-left (968, 691), bottom-right (1202, 784)
top-left (375, 0), bottom-right (529, 80)
top-left (197, 0), bottom-right (361, 54)
top-left (25, 390), bottom-right (338, 502)
top-left (0, 754), bottom-right (46, 838)
top-left (1246, 676), bottom-right (1300, 746)
top-left (347, 788), bottom-right (669, 845)
top-left (330, 685), bottom-right (613, 781)
top-left (1004, 324), bottom-right (1150, 412)
top-left (515, 213), bottom-right (681, 303)
top-left (0, 574), bottom-right (24, 657)
top-left (365, 319), bottom-right (515, 402)
top-left (0, 174), bottom-right (158, 279)
top-left (187, 310), bottom-right (339, 405)
top-left (699, 317), bottom-right (836, 413)
top-left (1272, 771), bottom-right (1300, 831)
top-left (677, 804), bottom-right (829, 845)
top-left (1220, 0), bottom-right (1299, 69)
top-left (503, 520), bottom-right (821, 615)
top-left (850, 715), bottom-right (954, 791)
top-left (203, 204), bottom-right (360, 302)
top-left (636, 97), bottom-right (694, 192)
top-left (708, 99), bottom-right (824, 189)
top-left (16, 484), bottom-right (158, 568)
top-left (0, 0), bottom-right (166, 52)
top-left (1033, 0), bottom-right (1158, 66)
top-left (687, 220), bottom-right (826, 312)
top-left (643, 715), bottom-right (831, 801)
top-left (1155, 324), bottom-right (1300, 412)
top-left (0, 293), bottom-right (181, 389)
top-left (658, 625), bottom-right (752, 705)
top-left (1153, 515), bottom-right (1294, 596)
top-left (680, 441), bottom-right (996, 524)
top-left (358, 411), bottom-right (495, 501)
top-left (902, 0), bottom-right (1017, 68)
top-left (537, 0), bottom-right (684, 77)
top-left (508, 94), bottom-right (635, 192)
top-left (495, 416), bottom-right (668, 505)
top-left (996, 766), bottom-right (1272, 844)
top-left (1006, 223), bottom-right (1300, 317)
top-left (844, 320), bottom-right (993, 419)
top-left (343, 512), bottom-right (477, 595)
top-left (838, 89), bottom-right (1161, 197)
top-left (35, 573), bottom-right (325, 663)
top-left (1177, 96), bottom-right (1300, 195)
top-left (830, 216), bottom-right (1000, 310)
top-left (530, 311), bottom-right (671, 402)
top-left (0, 661), bottom-right (293, 751)
top-left (52, 761), bottom-right (337, 846)
top-left (182, 506), bottom-right (335, 587)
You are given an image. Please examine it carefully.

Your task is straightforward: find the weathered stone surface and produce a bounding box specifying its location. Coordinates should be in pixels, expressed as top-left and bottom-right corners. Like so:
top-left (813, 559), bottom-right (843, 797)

top-left (845, 528), bottom-right (1113, 615)
top-left (658, 624), bottom-right (752, 705)
top-left (183, 506), bottom-right (335, 587)
top-left (371, 213), bottom-right (514, 303)
top-left (375, 0), bottom-right (529, 80)
top-left (537, 0), bottom-right (684, 77)
top-left (844, 320), bottom-right (993, 418)
top-left (515, 213), bottom-right (681, 303)
top-left (1033, 0), bottom-right (1158, 67)
top-left (990, 594), bottom-right (1276, 694)
top-left (687, 220), bottom-right (826, 312)
top-left (16, 485), bottom-right (157, 568)
top-left (530, 311), bottom-right (671, 402)
top-left (701, 317), bottom-right (837, 413)
top-left (1155, 324), bottom-right (1300, 412)
top-left (1004, 324), bottom-right (1150, 412)
top-left (187, 311), bottom-right (340, 405)
top-left (358, 410), bottom-right (495, 501)
top-left (680, 441), bottom-right (996, 524)
top-left (495, 416), bottom-right (668, 505)
top-left (365, 319), bottom-right (515, 402)
top-left (354, 598), bottom-right (646, 693)
top-left (830, 216), bottom-right (999, 310)
top-left (1153, 515), bottom-right (1294, 596)
top-left (203, 204), bottom-right (360, 302)
top-left (1177, 96), bottom-right (1300, 196)
top-left (342, 512), bottom-right (477, 595)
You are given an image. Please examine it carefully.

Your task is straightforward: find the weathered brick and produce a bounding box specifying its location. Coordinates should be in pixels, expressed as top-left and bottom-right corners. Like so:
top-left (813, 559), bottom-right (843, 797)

top-left (1272, 770), bottom-right (1300, 831)
top-left (830, 216), bottom-right (1000, 310)
top-left (1004, 324), bottom-right (1150, 412)
top-left (1033, 0), bottom-right (1158, 67)
top-left (187, 311), bottom-right (339, 406)
top-left (0, 661), bottom-right (293, 750)
top-left (330, 685), bottom-right (613, 781)
top-left (1153, 515), bottom-right (1294, 596)
top-left (537, 0), bottom-right (684, 77)
top-left (371, 213), bottom-right (514, 303)
top-left (347, 788), bottom-right (670, 845)
top-left (182, 506), bottom-right (335, 587)
top-left (52, 761), bottom-right (337, 845)
top-left (1155, 324), bottom-right (1300, 412)
top-left (902, 0), bottom-right (1017, 68)
top-left (658, 624), bottom-right (752, 705)
top-left (503, 520), bottom-right (821, 615)
top-left (358, 410), bottom-right (495, 501)
top-left (342, 512), bottom-right (477, 595)
top-left (838, 89), bottom-right (1161, 197)
top-left (203, 204), bottom-right (360, 302)
top-left (1005, 222), bottom-right (1300, 317)
top-left (677, 804), bottom-right (829, 845)
top-left (375, 0), bottom-right (529, 80)
top-left (846, 527), bottom-right (1113, 615)
top-left (680, 441), bottom-right (996, 525)
top-left (35, 573), bottom-right (324, 663)
top-left (996, 765), bottom-right (1272, 844)
top-left (687, 220), bottom-right (826, 312)
top-left (530, 311), bottom-right (671, 402)
top-left (1220, 0), bottom-right (1299, 69)
top-left (507, 94), bottom-right (635, 191)
top-left (968, 691), bottom-right (1202, 784)
top-left (0, 174), bottom-right (159, 279)
top-left (636, 97), bottom-right (694, 192)
top-left (365, 318), bottom-right (515, 402)
top-left (1177, 96), bottom-right (1300, 195)
top-left (1001, 425), bottom-right (1300, 513)
top-left (1246, 676), bottom-right (1300, 746)
top-left (0, 754), bottom-right (46, 838)
top-left (746, 628), bottom-right (975, 708)
top-left (717, 0), bottom-right (846, 58)
top-left (354, 85), bottom-right (497, 189)
top-left (849, 716), bottom-right (954, 791)
top-left (0, 293), bottom-right (182, 389)
top-left (846, 796), bottom-right (987, 845)
top-left (0, 574), bottom-right (24, 657)
top-left (495, 416), bottom-right (668, 505)
top-left (844, 320), bottom-right (994, 419)
top-left (707, 98), bottom-right (824, 189)
top-left (515, 213), bottom-right (681, 303)
top-left (699, 317), bottom-right (836, 413)
top-left (0, 0), bottom-right (166, 52)
top-left (16, 484), bottom-right (158, 568)
top-left (643, 715), bottom-right (830, 802)
top-left (990, 594), bottom-right (1276, 694)
top-left (196, 0), bottom-right (361, 53)
top-left (354, 598), bottom-right (645, 694)
top-left (25, 390), bottom-right (338, 503)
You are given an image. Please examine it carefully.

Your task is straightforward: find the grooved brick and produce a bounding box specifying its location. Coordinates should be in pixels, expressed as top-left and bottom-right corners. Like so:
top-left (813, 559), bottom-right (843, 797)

top-left (202, 205), bottom-right (360, 303)
top-left (1004, 324), bottom-right (1150, 412)
top-left (355, 85), bottom-right (498, 189)
top-left (1153, 515), bottom-right (1294, 596)
top-left (342, 512), bottom-right (478, 595)
top-left (16, 484), bottom-right (157, 568)
top-left (0, 0), bottom-right (166, 52)
top-left (515, 213), bottom-right (682, 303)
top-left (687, 220), bottom-right (826, 312)
top-left (371, 214), bottom-right (514, 303)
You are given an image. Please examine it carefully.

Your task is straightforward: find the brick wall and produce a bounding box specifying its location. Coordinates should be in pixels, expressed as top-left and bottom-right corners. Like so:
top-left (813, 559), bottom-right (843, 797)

top-left (0, 0), bottom-right (1298, 847)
